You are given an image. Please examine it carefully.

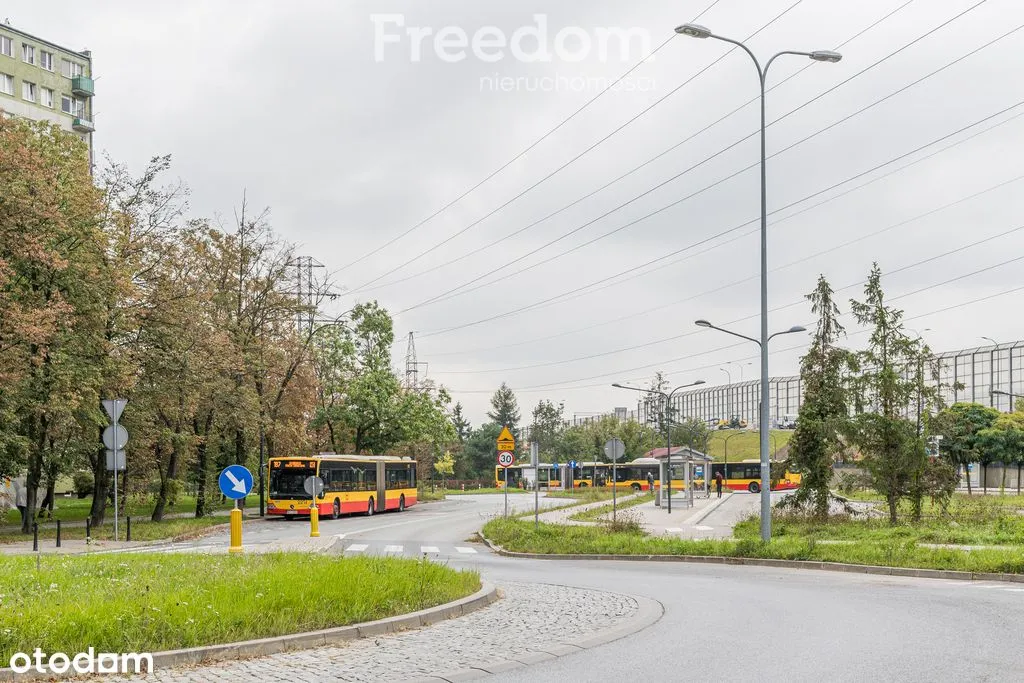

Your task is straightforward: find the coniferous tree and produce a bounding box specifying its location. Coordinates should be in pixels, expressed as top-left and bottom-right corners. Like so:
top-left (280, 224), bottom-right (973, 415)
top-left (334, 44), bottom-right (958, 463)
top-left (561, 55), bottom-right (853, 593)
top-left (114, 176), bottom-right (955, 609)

top-left (487, 383), bottom-right (521, 437)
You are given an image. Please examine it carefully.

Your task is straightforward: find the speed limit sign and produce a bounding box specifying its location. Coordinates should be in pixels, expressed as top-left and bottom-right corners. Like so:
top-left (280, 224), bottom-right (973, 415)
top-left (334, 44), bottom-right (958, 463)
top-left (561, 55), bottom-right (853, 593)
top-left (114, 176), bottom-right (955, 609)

top-left (497, 451), bottom-right (515, 468)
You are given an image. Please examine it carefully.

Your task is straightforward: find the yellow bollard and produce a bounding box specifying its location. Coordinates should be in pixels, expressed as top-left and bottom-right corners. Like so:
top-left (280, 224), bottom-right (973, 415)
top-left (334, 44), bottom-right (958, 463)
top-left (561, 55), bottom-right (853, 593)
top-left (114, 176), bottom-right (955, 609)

top-left (309, 504), bottom-right (320, 538)
top-left (228, 508), bottom-right (243, 554)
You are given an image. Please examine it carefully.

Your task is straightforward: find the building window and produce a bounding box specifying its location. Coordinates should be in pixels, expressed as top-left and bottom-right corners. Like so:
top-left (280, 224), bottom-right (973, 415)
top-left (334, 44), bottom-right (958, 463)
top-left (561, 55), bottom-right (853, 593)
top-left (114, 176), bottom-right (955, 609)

top-left (61, 59), bottom-right (83, 78)
top-left (22, 44), bottom-right (34, 65)
top-left (22, 81), bottom-right (35, 102)
top-left (0, 36), bottom-right (11, 58)
top-left (40, 51), bottom-right (54, 71)
top-left (61, 94), bottom-right (72, 113)
top-left (40, 87), bottom-right (53, 108)
top-left (0, 73), bottom-right (12, 95)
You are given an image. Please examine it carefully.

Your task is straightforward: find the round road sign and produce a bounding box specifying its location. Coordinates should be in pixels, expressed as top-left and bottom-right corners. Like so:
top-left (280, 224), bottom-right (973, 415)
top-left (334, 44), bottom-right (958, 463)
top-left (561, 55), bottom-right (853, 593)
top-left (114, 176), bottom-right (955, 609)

top-left (497, 451), bottom-right (515, 468)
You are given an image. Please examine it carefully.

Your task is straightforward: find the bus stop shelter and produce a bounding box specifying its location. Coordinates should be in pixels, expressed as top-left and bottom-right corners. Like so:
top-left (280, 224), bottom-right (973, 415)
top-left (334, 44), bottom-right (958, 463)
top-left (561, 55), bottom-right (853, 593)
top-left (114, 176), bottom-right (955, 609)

top-left (645, 446), bottom-right (714, 508)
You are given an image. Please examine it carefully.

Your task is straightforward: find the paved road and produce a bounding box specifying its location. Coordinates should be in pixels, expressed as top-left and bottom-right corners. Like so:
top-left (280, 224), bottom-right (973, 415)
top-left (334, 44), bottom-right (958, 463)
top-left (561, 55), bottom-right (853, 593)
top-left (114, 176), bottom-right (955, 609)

top-left (108, 493), bottom-right (1024, 681)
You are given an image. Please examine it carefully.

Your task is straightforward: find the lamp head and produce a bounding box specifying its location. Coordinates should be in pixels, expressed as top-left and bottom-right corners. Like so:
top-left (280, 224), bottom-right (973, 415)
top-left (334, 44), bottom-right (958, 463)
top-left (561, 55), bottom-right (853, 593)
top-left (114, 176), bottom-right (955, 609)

top-left (675, 23), bottom-right (712, 39)
top-left (695, 319), bottom-right (712, 328)
top-left (692, 380), bottom-right (706, 386)
top-left (788, 325), bottom-right (807, 334)
top-left (809, 50), bottom-right (842, 63)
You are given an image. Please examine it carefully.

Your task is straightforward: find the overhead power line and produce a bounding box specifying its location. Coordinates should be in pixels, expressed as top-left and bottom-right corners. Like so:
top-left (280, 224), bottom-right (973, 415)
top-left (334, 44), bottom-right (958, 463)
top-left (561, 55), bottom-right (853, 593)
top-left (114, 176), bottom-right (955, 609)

top-left (404, 5), bottom-right (1009, 316)
top-left (343, 1), bottom-right (804, 292)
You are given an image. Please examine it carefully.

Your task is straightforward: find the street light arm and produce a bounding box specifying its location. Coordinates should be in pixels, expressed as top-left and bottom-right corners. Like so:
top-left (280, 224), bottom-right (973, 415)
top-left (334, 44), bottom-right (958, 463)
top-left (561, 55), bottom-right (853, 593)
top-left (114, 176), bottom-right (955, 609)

top-left (699, 322), bottom-right (761, 347)
top-left (764, 50), bottom-right (814, 78)
top-left (706, 33), bottom-right (764, 81)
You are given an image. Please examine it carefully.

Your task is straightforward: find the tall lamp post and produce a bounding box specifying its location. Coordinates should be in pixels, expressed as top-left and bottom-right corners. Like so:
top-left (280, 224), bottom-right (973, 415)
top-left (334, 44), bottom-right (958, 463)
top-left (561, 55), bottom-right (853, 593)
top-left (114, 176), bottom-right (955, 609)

top-left (695, 319), bottom-right (806, 540)
top-left (719, 368), bottom-right (732, 425)
top-left (677, 23), bottom-right (840, 542)
top-left (613, 379), bottom-right (706, 513)
top-left (981, 337), bottom-right (1003, 411)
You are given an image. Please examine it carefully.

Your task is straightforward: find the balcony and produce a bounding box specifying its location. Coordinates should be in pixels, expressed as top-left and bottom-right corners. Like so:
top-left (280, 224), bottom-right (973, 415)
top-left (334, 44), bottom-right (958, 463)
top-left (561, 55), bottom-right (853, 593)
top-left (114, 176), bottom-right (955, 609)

top-left (71, 75), bottom-right (94, 97)
top-left (72, 115), bottom-right (94, 132)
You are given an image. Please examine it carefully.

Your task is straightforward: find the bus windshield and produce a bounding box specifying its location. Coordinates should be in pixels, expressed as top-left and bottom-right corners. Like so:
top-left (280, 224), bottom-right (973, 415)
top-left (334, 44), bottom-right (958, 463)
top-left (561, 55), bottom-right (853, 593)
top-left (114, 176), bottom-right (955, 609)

top-left (269, 461), bottom-right (316, 499)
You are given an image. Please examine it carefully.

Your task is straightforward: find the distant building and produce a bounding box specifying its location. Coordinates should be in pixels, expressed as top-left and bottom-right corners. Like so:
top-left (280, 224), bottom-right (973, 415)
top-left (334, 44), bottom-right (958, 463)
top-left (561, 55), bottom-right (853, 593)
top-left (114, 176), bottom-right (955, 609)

top-left (0, 22), bottom-right (94, 168)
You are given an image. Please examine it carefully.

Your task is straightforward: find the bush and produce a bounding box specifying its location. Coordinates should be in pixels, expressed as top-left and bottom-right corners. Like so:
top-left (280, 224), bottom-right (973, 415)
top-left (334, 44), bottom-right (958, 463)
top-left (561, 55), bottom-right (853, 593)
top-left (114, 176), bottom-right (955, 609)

top-left (72, 471), bottom-right (93, 499)
top-left (146, 478), bottom-right (183, 507)
top-left (603, 508), bottom-right (644, 534)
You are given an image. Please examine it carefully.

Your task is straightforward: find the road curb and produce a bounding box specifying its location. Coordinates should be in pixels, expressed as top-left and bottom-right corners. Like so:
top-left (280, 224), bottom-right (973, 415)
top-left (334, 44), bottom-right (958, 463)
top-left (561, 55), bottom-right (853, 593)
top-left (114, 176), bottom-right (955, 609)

top-left (416, 588), bottom-right (665, 683)
top-left (0, 582), bottom-right (499, 681)
top-left (478, 533), bottom-right (1024, 585)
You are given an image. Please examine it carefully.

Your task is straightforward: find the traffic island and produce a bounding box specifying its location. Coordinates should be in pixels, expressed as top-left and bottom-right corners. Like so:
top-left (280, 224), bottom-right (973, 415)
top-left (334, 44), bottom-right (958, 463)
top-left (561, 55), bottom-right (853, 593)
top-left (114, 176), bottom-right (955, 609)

top-left (0, 553), bottom-right (483, 680)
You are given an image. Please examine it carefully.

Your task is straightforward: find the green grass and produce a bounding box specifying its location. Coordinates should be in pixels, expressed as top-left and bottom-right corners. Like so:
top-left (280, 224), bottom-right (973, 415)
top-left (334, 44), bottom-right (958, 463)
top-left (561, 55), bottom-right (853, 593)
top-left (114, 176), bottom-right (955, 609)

top-left (416, 488), bottom-right (448, 502)
top-left (2, 494), bottom-right (231, 526)
top-left (569, 493), bottom-right (654, 522)
top-left (444, 487), bottom-right (530, 495)
top-left (705, 429), bottom-right (794, 461)
top-left (0, 516), bottom-right (231, 545)
top-left (483, 518), bottom-right (1024, 573)
top-left (543, 488), bottom-right (620, 500)
top-left (0, 553), bottom-right (480, 661)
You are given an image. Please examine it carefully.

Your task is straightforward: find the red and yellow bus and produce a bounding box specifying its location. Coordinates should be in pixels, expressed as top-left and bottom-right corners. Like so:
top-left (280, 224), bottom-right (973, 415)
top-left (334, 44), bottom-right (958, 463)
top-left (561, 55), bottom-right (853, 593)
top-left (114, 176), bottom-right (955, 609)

top-left (267, 454), bottom-right (416, 518)
top-left (494, 464), bottom-right (563, 489)
top-left (709, 461), bottom-right (801, 493)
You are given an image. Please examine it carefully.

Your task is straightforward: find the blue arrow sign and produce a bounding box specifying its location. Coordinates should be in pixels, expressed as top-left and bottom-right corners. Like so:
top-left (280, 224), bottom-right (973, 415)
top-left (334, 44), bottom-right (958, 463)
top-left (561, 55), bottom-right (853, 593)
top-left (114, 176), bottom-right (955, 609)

top-left (569, 460), bottom-right (577, 469)
top-left (219, 465), bottom-right (254, 500)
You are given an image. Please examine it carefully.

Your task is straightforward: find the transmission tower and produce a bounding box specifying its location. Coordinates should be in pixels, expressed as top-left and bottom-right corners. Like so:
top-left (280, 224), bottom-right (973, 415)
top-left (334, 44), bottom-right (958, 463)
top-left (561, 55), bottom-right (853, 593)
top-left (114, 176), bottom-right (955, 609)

top-left (404, 332), bottom-right (428, 391)
top-left (289, 256), bottom-right (325, 331)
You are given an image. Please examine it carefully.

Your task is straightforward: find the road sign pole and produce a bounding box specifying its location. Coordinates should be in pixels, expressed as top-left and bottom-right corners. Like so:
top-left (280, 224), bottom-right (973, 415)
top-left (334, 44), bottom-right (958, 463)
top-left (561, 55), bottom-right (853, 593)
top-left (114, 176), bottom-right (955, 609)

top-left (531, 442), bottom-right (539, 530)
top-left (113, 417), bottom-right (119, 543)
top-left (504, 467), bottom-right (508, 517)
top-left (229, 502), bottom-right (243, 554)
top-left (613, 458), bottom-right (617, 524)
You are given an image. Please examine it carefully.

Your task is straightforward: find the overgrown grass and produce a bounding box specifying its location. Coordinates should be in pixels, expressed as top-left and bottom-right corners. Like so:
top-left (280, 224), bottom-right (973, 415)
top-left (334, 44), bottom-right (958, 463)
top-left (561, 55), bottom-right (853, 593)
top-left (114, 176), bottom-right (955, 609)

top-left (444, 487), bottom-right (530, 495)
top-left (2, 494), bottom-right (231, 526)
top-left (0, 516), bottom-right (231, 545)
top-left (416, 488), bottom-right (448, 502)
top-left (543, 488), bottom-right (617, 502)
top-left (569, 493), bottom-right (654, 522)
top-left (483, 518), bottom-right (1024, 573)
top-left (0, 553), bottom-right (480, 661)
top-left (705, 430), bottom-right (794, 461)
top-left (739, 494), bottom-right (1024, 547)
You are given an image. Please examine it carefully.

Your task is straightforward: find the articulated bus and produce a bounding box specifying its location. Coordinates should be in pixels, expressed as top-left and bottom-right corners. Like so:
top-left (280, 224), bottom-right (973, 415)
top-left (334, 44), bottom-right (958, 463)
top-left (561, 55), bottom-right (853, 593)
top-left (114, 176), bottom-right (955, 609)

top-left (709, 461), bottom-right (801, 493)
top-left (494, 464), bottom-right (563, 489)
top-left (569, 460), bottom-right (685, 492)
top-left (268, 454), bottom-right (416, 518)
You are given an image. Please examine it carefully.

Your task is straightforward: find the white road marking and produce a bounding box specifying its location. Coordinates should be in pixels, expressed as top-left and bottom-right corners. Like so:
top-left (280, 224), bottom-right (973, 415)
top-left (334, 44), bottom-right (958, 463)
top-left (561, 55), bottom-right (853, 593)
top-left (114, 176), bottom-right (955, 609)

top-left (335, 533), bottom-right (346, 540)
top-left (971, 584), bottom-right (1006, 589)
top-left (665, 527), bottom-right (683, 534)
top-left (1002, 588), bottom-right (1024, 592)
top-left (694, 525), bottom-right (714, 531)
top-left (455, 546), bottom-right (477, 554)
top-left (345, 544), bottom-right (368, 553)
top-left (384, 545), bottom-right (403, 553)
top-left (420, 546), bottom-right (440, 554)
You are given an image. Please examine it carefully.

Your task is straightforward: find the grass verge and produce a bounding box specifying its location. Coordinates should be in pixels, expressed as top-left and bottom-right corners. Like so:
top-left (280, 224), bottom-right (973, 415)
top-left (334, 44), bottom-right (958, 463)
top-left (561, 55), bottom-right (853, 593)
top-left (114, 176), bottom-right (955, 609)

top-left (569, 493), bottom-right (654, 522)
top-left (482, 518), bottom-right (1024, 574)
top-left (705, 429), bottom-right (794, 461)
top-left (0, 516), bottom-right (231, 545)
top-left (0, 552), bottom-right (480, 661)
top-left (2, 495), bottom-right (232, 527)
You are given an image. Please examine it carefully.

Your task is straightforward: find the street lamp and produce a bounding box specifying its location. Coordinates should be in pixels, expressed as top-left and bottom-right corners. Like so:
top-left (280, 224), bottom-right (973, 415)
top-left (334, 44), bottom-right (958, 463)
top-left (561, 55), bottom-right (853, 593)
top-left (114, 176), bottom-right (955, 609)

top-left (613, 379), bottom-right (706, 513)
top-left (694, 319), bottom-right (806, 540)
top-left (678, 25), bottom-right (840, 543)
top-left (720, 367), bottom-right (732, 424)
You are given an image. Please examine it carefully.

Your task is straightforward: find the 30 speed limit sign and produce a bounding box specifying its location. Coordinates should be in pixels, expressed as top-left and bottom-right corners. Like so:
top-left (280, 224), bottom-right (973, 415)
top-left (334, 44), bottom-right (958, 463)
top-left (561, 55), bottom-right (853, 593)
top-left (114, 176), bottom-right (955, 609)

top-left (497, 451), bottom-right (515, 468)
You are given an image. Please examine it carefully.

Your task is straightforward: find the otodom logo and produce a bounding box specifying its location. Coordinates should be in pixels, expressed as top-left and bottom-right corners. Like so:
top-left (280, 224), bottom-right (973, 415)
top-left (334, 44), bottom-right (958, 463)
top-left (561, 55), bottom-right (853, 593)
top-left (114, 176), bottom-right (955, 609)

top-left (8, 648), bottom-right (154, 675)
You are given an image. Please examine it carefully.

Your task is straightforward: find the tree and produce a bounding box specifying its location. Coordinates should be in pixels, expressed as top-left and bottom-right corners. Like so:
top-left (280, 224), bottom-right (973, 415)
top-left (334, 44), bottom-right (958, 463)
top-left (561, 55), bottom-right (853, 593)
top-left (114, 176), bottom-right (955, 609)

top-left (451, 402), bottom-right (471, 442)
top-left (461, 423), bottom-right (503, 479)
top-left (785, 276), bottom-right (853, 518)
top-left (487, 383), bottom-right (520, 438)
top-left (529, 399), bottom-right (564, 459)
top-left (846, 264), bottom-right (938, 523)
top-left (433, 450), bottom-right (455, 489)
top-left (930, 403), bottom-right (999, 494)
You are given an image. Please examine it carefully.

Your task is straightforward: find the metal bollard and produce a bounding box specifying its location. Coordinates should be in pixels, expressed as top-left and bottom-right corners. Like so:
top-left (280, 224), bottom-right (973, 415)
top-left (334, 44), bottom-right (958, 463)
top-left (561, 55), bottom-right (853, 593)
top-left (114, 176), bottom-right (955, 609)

top-left (126, 516), bottom-right (131, 542)
top-left (32, 523), bottom-right (38, 552)
top-left (85, 517), bottom-right (91, 541)
top-left (309, 504), bottom-right (320, 538)
top-left (56, 520), bottom-right (61, 548)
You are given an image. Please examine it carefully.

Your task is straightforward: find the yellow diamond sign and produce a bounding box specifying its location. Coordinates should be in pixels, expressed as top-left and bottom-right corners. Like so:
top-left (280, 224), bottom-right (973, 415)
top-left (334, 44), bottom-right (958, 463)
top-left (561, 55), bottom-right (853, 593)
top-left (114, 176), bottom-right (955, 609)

top-left (496, 425), bottom-right (515, 453)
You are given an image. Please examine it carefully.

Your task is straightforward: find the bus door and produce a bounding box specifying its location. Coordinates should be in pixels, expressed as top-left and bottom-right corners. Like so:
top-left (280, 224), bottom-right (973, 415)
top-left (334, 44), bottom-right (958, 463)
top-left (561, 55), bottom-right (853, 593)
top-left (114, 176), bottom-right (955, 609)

top-left (376, 461), bottom-right (386, 512)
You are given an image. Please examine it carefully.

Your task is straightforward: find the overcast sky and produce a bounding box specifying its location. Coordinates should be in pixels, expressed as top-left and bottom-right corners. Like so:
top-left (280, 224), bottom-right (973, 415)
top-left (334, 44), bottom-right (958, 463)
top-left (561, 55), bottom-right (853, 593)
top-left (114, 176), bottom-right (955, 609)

top-left (13, 0), bottom-right (1024, 425)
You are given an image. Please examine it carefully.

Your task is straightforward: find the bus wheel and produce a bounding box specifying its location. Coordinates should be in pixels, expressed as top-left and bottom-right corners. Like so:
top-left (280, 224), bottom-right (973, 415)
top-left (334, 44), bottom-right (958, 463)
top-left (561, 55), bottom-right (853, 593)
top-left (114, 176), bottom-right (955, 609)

top-left (579, 482), bottom-right (588, 488)
top-left (332, 499), bottom-right (341, 520)
top-left (631, 483), bottom-right (641, 492)
top-left (367, 499), bottom-right (375, 516)
top-left (399, 495), bottom-right (406, 512)
top-left (748, 482), bottom-right (760, 494)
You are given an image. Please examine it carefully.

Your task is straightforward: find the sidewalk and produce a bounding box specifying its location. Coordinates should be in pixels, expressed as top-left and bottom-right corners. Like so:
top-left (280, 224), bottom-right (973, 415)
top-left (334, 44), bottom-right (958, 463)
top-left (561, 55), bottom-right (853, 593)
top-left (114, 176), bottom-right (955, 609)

top-left (630, 492), bottom-right (735, 539)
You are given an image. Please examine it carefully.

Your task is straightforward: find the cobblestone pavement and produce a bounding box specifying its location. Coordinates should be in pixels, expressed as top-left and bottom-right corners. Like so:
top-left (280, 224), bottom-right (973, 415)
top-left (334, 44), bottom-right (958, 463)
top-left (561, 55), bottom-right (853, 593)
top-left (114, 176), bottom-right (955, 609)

top-left (109, 582), bottom-right (640, 682)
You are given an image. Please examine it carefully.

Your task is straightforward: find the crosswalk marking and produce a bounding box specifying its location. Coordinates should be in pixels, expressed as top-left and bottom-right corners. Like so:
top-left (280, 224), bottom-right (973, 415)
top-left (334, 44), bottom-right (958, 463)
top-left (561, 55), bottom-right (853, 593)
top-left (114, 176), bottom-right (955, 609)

top-left (384, 545), bottom-right (403, 553)
top-left (345, 544), bottom-right (368, 553)
top-left (421, 546), bottom-right (440, 554)
top-left (694, 525), bottom-right (714, 531)
top-left (455, 546), bottom-right (477, 554)
top-left (665, 527), bottom-right (683, 533)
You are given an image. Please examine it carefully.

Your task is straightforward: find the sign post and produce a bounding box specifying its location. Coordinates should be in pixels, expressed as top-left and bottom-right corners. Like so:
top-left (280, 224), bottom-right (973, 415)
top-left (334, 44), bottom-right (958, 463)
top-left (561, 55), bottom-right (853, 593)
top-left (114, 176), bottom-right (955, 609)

top-left (304, 476), bottom-right (325, 538)
top-left (604, 438), bottom-right (625, 523)
top-left (496, 426), bottom-right (516, 517)
top-left (218, 465), bottom-right (254, 553)
top-left (101, 399), bottom-right (128, 542)
top-left (530, 442), bottom-right (540, 529)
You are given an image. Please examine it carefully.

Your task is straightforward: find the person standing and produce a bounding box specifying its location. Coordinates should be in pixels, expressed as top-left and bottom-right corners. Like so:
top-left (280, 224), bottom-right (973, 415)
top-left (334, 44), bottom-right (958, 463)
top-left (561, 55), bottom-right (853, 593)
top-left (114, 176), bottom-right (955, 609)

top-left (714, 471), bottom-right (724, 498)
top-left (646, 471), bottom-right (655, 492)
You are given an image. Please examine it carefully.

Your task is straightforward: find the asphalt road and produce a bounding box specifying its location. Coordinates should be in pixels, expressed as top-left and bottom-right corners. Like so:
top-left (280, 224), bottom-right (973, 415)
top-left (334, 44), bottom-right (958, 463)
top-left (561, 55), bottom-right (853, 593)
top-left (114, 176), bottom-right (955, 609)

top-left (151, 493), bottom-right (1024, 681)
